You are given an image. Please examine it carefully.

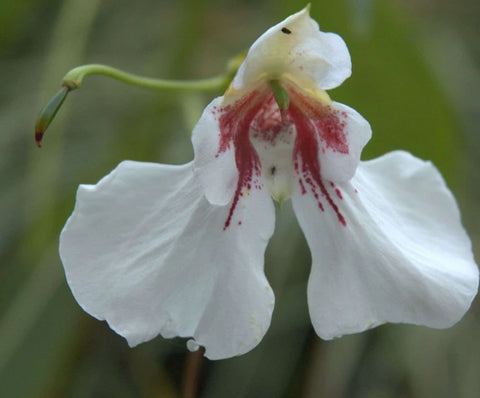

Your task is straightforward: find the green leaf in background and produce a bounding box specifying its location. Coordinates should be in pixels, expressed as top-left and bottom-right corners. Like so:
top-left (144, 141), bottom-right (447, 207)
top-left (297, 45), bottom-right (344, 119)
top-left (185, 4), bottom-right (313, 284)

top-left (307, 0), bottom-right (459, 184)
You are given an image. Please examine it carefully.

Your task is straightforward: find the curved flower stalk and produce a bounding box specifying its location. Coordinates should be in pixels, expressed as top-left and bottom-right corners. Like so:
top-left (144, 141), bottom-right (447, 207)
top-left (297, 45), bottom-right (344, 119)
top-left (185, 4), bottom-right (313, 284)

top-left (59, 7), bottom-right (478, 360)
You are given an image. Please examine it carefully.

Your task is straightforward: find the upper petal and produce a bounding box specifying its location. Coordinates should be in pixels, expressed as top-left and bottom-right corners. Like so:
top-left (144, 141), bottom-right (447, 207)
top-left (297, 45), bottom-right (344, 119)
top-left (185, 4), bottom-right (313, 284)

top-left (59, 160), bottom-right (275, 360)
top-left (232, 7), bottom-right (351, 92)
top-left (292, 151), bottom-right (478, 339)
top-left (192, 97), bottom-right (238, 205)
top-left (317, 101), bottom-right (372, 182)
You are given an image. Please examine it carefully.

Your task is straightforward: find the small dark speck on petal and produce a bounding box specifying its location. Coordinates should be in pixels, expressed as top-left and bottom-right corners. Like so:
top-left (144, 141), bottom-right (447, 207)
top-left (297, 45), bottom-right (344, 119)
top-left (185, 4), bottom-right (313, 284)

top-left (281, 27), bottom-right (292, 34)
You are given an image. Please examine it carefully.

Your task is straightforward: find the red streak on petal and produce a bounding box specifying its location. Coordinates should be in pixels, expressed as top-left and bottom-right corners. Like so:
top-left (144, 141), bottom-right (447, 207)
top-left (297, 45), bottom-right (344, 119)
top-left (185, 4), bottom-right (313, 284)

top-left (329, 182), bottom-right (343, 199)
top-left (218, 91), bottom-right (267, 230)
top-left (216, 95), bottom-right (249, 154)
top-left (298, 178), bottom-right (307, 195)
top-left (335, 188), bottom-right (343, 200)
top-left (290, 100), bottom-right (346, 227)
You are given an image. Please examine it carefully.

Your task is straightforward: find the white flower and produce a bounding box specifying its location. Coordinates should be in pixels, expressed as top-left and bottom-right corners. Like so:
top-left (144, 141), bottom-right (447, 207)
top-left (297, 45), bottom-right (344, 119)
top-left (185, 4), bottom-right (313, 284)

top-left (59, 7), bottom-right (478, 360)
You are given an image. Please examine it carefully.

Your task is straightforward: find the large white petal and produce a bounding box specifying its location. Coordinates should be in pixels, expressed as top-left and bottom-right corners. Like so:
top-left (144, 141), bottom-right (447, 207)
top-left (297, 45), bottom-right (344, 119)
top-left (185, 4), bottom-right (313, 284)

top-left (292, 151), bottom-right (478, 339)
top-left (232, 7), bottom-right (351, 91)
top-left (192, 97), bottom-right (238, 206)
top-left (318, 101), bottom-right (372, 182)
top-left (60, 161), bottom-right (275, 360)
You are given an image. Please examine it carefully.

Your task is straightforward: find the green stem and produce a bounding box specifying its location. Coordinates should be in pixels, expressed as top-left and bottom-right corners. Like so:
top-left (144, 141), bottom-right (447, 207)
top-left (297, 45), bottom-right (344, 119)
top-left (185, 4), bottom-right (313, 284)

top-left (270, 79), bottom-right (290, 110)
top-left (35, 62), bottom-right (238, 146)
top-left (62, 64), bottom-right (230, 92)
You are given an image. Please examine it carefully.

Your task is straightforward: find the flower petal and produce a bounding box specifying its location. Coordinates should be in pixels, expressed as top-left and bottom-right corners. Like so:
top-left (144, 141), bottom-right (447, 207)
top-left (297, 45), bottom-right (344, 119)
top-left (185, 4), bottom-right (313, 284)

top-left (291, 150), bottom-right (478, 339)
top-left (59, 161), bottom-right (276, 360)
top-left (232, 7), bottom-right (351, 92)
top-left (317, 101), bottom-right (372, 182)
top-left (192, 97), bottom-right (238, 206)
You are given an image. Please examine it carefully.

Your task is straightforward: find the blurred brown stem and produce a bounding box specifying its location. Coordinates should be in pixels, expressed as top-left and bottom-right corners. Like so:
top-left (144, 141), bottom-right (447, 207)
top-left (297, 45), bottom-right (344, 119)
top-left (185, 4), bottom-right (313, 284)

top-left (182, 347), bottom-right (205, 398)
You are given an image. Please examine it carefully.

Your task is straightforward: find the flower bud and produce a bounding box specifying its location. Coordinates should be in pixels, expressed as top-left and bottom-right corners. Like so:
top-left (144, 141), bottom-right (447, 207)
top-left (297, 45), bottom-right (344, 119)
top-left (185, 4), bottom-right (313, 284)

top-left (34, 86), bottom-right (70, 147)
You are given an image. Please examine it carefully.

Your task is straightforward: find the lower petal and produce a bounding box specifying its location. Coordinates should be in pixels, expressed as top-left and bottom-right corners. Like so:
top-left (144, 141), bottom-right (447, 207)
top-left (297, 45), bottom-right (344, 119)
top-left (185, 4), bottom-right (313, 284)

top-left (59, 161), bottom-right (275, 359)
top-left (292, 150), bottom-right (478, 339)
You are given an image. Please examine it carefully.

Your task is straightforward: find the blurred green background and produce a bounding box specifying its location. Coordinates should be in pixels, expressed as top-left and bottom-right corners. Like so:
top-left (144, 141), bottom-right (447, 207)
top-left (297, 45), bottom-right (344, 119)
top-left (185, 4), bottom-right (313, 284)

top-left (1, 0), bottom-right (480, 397)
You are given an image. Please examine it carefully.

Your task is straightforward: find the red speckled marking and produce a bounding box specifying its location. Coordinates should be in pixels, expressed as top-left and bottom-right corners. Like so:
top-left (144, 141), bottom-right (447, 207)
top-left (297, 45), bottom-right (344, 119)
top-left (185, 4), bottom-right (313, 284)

top-left (289, 88), bottom-right (348, 154)
top-left (329, 181), bottom-right (343, 200)
top-left (251, 96), bottom-right (283, 137)
top-left (298, 178), bottom-right (307, 195)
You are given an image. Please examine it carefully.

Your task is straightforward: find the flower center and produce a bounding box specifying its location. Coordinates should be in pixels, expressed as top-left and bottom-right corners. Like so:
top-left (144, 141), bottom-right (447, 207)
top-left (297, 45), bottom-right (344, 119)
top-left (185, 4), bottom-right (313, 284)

top-left (217, 81), bottom-right (348, 229)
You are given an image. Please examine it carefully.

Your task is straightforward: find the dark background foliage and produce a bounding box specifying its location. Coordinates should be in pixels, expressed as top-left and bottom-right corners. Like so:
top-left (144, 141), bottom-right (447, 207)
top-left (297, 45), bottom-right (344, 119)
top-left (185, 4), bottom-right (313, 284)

top-left (1, 0), bottom-right (479, 396)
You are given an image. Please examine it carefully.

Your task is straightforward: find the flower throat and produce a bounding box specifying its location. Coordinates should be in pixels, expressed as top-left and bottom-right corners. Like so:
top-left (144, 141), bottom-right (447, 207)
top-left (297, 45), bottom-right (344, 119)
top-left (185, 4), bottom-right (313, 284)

top-left (215, 84), bottom-right (348, 230)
